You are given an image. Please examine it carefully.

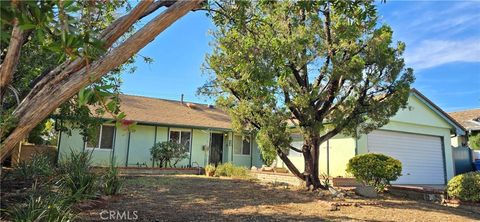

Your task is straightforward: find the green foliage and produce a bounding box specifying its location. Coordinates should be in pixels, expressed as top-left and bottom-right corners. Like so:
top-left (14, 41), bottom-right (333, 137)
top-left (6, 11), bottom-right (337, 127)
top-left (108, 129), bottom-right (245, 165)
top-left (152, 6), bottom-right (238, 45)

top-left (201, 1), bottom-right (414, 178)
top-left (1, 0), bottom-right (144, 143)
top-left (447, 172), bottom-right (480, 202)
top-left (259, 145), bottom-right (277, 166)
top-left (214, 162), bottom-right (248, 178)
top-left (57, 151), bottom-right (97, 199)
top-left (150, 141), bottom-right (189, 168)
top-left (346, 153), bottom-right (402, 192)
top-left (12, 153), bottom-right (55, 180)
top-left (205, 164), bottom-right (216, 176)
top-left (100, 158), bottom-right (124, 195)
top-left (469, 133), bottom-right (480, 150)
top-left (5, 193), bottom-right (76, 222)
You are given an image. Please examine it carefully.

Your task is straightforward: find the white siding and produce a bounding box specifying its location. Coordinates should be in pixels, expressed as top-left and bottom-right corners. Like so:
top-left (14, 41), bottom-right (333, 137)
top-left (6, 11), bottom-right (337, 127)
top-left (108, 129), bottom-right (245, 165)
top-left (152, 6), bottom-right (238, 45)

top-left (367, 130), bottom-right (445, 184)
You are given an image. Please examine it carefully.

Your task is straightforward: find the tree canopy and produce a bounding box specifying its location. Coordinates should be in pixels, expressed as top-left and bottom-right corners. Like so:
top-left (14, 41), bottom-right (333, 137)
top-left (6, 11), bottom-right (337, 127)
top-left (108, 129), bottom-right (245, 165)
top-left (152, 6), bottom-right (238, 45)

top-left (0, 0), bottom-right (203, 161)
top-left (201, 0), bottom-right (414, 189)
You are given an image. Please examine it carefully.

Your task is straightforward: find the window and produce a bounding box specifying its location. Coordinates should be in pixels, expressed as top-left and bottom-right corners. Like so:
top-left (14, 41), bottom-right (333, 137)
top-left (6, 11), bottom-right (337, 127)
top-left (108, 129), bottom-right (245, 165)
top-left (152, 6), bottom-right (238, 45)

top-left (242, 137), bottom-right (251, 155)
top-left (169, 130), bottom-right (191, 152)
top-left (234, 135), bottom-right (251, 155)
top-left (86, 125), bottom-right (115, 149)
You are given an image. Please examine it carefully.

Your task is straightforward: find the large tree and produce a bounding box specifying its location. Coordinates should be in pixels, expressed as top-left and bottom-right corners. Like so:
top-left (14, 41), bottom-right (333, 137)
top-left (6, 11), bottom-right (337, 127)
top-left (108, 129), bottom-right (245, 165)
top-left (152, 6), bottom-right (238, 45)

top-left (0, 0), bottom-right (204, 161)
top-left (201, 0), bottom-right (414, 190)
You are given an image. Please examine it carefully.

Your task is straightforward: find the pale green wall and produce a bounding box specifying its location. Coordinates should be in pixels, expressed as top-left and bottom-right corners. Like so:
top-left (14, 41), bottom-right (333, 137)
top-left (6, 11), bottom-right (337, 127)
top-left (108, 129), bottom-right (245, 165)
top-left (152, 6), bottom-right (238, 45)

top-left (191, 129), bottom-right (210, 167)
top-left (272, 93), bottom-right (457, 182)
top-left (127, 125), bottom-right (156, 167)
top-left (58, 128), bottom-right (84, 161)
top-left (232, 135), bottom-right (252, 168)
top-left (320, 134), bottom-right (356, 177)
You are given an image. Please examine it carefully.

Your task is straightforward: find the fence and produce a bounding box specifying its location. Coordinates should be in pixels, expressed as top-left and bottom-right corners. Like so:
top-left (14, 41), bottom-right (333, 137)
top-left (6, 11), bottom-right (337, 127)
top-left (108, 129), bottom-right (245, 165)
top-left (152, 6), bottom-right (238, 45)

top-left (11, 143), bottom-right (57, 165)
top-left (452, 146), bottom-right (473, 175)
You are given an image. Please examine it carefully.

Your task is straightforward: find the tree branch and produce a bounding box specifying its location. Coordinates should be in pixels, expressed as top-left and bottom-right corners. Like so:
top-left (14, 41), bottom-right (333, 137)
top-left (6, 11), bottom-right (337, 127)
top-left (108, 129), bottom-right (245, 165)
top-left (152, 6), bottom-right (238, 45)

top-left (0, 18), bottom-right (24, 97)
top-left (0, 0), bottom-right (203, 161)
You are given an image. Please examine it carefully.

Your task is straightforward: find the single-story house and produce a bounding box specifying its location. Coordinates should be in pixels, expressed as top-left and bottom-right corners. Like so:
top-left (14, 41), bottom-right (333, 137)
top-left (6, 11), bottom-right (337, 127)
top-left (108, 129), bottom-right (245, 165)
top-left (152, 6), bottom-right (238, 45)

top-left (57, 89), bottom-right (465, 185)
top-left (57, 95), bottom-right (264, 169)
top-left (449, 108), bottom-right (480, 147)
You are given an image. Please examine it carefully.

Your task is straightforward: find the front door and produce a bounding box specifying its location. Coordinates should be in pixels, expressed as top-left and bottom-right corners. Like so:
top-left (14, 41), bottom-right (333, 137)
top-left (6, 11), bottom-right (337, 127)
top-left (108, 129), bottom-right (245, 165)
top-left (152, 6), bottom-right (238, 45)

top-left (209, 133), bottom-right (224, 166)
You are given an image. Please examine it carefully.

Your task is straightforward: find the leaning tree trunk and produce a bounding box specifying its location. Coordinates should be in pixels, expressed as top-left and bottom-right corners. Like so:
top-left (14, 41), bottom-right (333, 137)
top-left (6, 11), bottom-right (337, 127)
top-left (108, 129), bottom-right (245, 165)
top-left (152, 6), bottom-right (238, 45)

top-left (0, 0), bottom-right (203, 161)
top-left (303, 134), bottom-right (327, 190)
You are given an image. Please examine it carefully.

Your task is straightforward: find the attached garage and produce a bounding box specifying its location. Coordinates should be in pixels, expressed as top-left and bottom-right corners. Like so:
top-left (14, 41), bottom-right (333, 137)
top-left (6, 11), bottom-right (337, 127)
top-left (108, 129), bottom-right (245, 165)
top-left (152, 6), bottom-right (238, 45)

top-left (275, 89), bottom-right (466, 184)
top-left (367, 130), bottom-right (446, 184)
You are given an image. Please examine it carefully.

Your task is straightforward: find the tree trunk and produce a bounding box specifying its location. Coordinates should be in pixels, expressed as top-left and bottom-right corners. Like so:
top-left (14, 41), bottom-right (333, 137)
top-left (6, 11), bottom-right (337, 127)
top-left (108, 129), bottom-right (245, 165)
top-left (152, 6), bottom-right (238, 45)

top-left (276, 147), bottom-right (304, 180)
top-left (0, 0), bottom-right (203, 161)
top-left (303, 134), bottom-right (327, 190)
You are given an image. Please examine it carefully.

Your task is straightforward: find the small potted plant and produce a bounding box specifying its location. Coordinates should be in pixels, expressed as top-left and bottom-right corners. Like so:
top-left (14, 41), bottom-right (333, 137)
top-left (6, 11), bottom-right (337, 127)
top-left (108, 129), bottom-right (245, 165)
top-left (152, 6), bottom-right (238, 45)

top-left (205, 164), bottom-right (216, 177)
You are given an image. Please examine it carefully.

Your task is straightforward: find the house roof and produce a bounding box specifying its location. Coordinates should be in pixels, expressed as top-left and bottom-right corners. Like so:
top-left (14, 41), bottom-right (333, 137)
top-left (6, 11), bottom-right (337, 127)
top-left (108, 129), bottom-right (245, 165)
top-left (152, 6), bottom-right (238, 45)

top-left (448, 109), bottom-right (480, 132)
top-left (411, 88), bottom-right (466, 135)
top-left (103, 94), bottom-right (232, 130)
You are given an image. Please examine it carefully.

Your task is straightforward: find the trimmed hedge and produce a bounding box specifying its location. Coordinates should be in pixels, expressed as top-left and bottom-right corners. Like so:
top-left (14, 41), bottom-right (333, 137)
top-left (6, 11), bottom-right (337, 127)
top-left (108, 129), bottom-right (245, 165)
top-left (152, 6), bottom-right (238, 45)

top-left (447, 172), bottom-right (480, 202)
top-left (346, 153), bottom-right (402, 192)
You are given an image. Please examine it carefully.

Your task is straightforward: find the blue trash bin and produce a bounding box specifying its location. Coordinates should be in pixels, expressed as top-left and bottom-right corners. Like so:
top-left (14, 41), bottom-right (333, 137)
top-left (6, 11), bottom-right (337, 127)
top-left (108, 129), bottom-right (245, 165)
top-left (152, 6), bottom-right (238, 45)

top-left (475, 160), bottom-right (480, 171)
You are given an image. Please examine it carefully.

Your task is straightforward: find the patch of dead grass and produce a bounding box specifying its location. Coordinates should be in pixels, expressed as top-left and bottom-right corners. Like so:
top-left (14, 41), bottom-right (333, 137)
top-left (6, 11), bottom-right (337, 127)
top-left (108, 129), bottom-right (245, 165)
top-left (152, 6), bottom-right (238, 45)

top-left (77, 175), bottom-right (480, 221)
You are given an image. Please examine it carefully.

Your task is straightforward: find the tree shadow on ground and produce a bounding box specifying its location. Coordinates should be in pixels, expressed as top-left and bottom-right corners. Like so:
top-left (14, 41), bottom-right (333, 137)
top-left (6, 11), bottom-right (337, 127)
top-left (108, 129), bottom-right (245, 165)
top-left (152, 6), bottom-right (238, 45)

top-left (77, 175), bottom-right (480, 222)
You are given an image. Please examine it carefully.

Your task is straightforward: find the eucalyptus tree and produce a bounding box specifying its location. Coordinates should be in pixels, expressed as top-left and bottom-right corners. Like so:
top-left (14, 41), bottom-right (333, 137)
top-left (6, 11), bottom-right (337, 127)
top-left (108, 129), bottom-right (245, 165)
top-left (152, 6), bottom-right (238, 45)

top-left (201, 0), bottom-right (414, 190)
top-left (0, 0), bottom-right (204, 161)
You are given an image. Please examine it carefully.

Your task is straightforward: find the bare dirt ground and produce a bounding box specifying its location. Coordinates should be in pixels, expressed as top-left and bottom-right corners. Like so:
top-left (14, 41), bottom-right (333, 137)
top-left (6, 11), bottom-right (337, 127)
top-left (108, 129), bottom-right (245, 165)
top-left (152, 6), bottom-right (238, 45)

top-left (78, 175), bottom-right (480, 222)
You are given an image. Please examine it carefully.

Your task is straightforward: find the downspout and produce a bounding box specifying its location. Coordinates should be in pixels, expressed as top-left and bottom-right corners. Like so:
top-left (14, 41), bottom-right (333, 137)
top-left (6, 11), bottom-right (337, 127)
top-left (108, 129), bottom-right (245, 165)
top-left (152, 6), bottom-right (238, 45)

top-left (231, 133), bottom-right (234, 164)
top-left (56, 131), bottom-right (62, 165)
top-left (230, 132), bottom-right (233, 162)
top-left (54, 119), bottom-right (62, 165)
top-left (189, 128), bottom-right (193, 167)
top-left (153, 126), bottom-right (157, 167)
top-left (125, 131), bottom-right (131, 167)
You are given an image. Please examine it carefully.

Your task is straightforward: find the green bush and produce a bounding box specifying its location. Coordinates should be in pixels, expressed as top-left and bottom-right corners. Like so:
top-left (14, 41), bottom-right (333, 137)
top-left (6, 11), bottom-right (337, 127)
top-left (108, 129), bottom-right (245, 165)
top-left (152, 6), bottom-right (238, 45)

top-left (100, 159), bottom-right (123, 195)
top-left (150, 141), bottom-right (189, 168)
top-left (447, 172), bottom-right (480, 202)
top-left (57, 151), bottom-right (97, 199)
top-left (346, 153), bottom-right (402, 192)
top-left (12, 153), bottom-right (55, 180)
top-left (205, 164), bottom-right (216, 176)
top-left (214, 163), bottom-right (248, 178)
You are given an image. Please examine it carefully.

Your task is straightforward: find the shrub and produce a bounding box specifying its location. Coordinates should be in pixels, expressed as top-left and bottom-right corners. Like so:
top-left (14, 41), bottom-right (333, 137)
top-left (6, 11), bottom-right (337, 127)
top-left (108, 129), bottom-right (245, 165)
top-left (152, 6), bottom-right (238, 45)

top-left (5, 192), bottom-right (76, 222)
top-left (205, 164), bottom-right (216, 176)
top-left (447, 172), bottom-right (480, 202)
top-left (150, 141), bottom-right (189, 168)
top-left (346, 153), bottom-right (402, 192)
top-left (100, 159), bottom-right (123, 195)
top-left (57, 151), bottom-right (97, 200)
top-left (214, 163), bottom-right (248, 178)
top-left (12, 153), bottom-right (55, 180)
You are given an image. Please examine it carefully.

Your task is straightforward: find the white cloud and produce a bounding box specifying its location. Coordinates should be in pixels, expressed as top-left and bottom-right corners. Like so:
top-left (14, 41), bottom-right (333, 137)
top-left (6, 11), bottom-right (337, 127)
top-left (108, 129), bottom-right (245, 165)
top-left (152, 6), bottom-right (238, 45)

top-left (404, 38), bottom-right (480, 70)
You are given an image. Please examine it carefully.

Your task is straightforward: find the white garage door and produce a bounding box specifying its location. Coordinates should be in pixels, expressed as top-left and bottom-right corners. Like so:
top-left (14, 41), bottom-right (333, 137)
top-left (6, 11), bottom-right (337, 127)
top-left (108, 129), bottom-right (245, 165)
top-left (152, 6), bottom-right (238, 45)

top-left (367, 130), bottom-right (445, 184)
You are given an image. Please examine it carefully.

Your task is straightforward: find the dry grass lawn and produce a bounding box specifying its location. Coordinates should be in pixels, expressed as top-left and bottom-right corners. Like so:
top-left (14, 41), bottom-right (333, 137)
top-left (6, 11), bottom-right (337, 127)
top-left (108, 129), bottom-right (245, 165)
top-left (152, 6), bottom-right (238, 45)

top-left (78, 175), bottom-right (480, 221)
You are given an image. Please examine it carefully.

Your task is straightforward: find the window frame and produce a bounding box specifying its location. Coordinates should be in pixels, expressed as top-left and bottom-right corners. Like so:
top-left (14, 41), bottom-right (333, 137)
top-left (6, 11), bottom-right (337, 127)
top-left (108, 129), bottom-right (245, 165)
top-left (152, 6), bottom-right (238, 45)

top-left (85, 124), bottom-right (116, 151)
top-left (169, 128), bottom-right (192, 153)
top-left (234, 135), bottom-right (251, 156)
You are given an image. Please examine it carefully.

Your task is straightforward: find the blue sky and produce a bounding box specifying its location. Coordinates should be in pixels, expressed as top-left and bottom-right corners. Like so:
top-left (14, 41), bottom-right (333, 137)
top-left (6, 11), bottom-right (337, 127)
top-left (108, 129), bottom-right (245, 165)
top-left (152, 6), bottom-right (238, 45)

top-left (121, 1), bottom-right (480, 112)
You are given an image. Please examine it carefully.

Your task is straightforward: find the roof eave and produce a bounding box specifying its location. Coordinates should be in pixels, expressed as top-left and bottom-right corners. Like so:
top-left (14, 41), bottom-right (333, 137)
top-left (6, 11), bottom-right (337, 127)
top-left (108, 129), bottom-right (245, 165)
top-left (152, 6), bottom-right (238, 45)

top-left (411, 88), bottom-right (466, 136)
